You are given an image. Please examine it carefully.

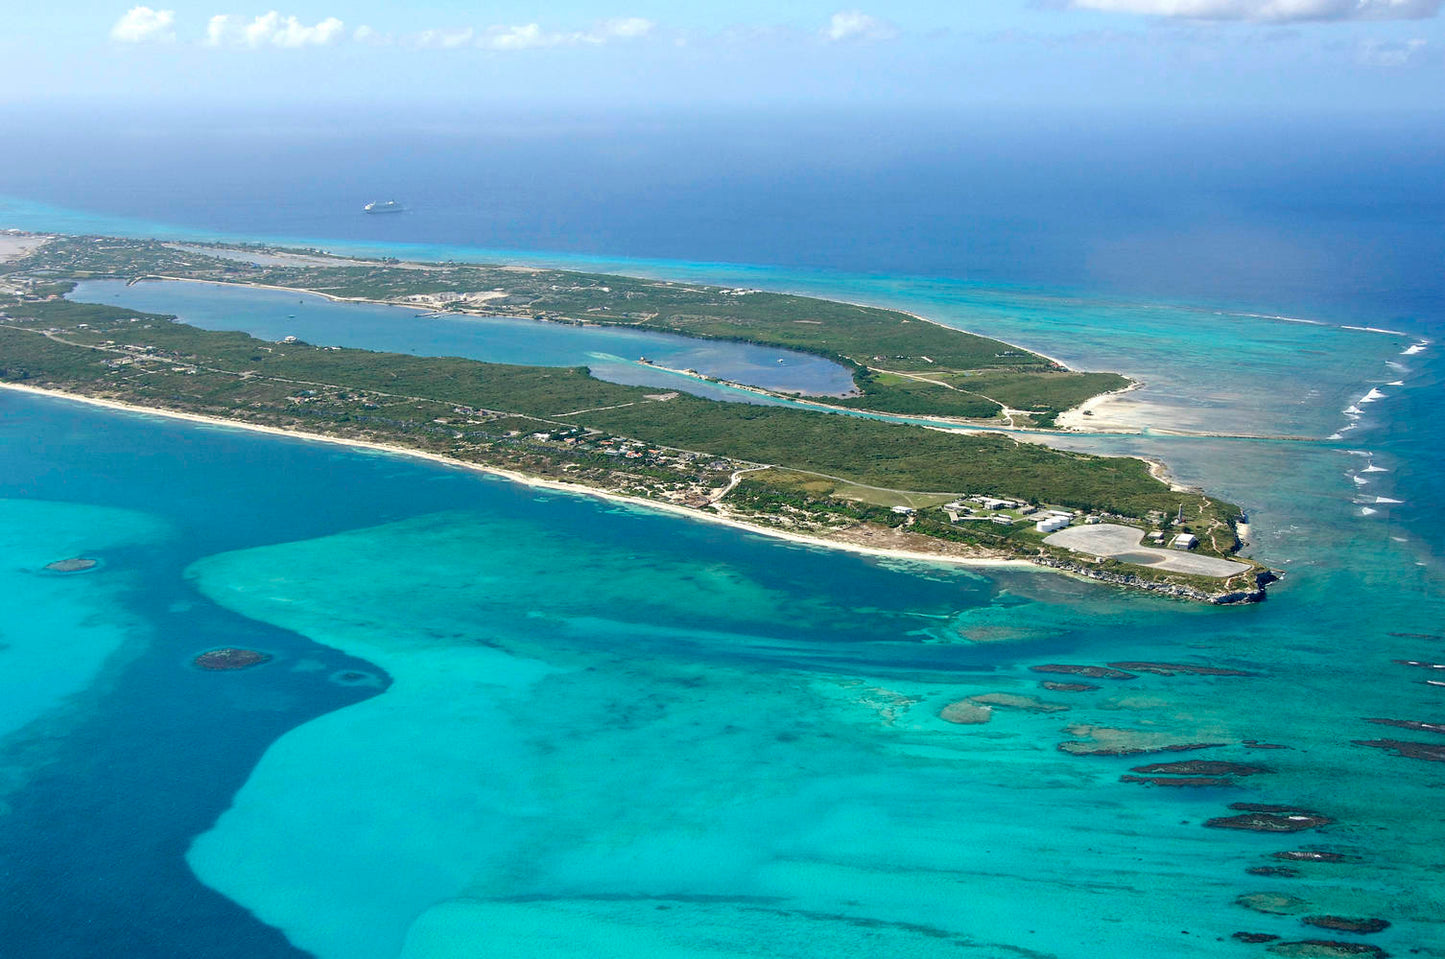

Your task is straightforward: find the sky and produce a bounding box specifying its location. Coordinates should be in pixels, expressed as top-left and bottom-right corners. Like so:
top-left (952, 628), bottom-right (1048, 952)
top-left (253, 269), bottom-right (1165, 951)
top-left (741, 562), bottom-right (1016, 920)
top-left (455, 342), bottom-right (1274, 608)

top-left (1, 1), bottom-right (1441, 112)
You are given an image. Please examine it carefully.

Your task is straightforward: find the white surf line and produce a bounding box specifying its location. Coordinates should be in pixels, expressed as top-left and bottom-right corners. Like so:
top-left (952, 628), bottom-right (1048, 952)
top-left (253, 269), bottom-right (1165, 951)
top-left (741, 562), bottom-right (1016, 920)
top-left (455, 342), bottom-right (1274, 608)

top-left (1216, 310), bottom-right (1329, 326)
top-left (1341, 325), bottom-right (1410, 336)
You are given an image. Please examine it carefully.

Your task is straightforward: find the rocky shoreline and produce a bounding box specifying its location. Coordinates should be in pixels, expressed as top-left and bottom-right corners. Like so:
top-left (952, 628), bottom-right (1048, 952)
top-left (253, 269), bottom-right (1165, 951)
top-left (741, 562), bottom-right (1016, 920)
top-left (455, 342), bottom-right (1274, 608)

top-left (1030, 556), bottom-right (1277, 604)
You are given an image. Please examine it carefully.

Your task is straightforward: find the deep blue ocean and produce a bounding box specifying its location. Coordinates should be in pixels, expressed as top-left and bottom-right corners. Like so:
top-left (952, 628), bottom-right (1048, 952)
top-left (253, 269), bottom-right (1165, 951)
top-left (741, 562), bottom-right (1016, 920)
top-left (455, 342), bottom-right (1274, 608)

top-left (1, 107), bottom-right (1444, 958)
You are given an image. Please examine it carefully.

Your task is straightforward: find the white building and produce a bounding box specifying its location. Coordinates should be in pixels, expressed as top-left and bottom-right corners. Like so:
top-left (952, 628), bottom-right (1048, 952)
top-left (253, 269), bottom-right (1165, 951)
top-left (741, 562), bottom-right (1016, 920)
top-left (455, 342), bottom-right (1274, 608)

top-left (1171, 533), bottom-right (1199, 550)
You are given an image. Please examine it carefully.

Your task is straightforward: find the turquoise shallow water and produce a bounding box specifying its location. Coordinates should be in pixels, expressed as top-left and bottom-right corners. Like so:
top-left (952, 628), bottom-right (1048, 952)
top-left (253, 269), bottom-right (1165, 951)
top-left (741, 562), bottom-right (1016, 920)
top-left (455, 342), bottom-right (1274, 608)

top-left (0, 500), bottom-right (165, 747)
top-left (2, 200), bottom-right (1444, 957)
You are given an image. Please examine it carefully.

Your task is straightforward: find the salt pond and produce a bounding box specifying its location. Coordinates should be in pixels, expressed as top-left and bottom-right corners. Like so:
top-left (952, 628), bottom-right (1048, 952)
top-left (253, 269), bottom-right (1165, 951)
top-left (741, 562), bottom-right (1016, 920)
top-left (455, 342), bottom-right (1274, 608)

top-left (69, 279), bottom-right (857, 402)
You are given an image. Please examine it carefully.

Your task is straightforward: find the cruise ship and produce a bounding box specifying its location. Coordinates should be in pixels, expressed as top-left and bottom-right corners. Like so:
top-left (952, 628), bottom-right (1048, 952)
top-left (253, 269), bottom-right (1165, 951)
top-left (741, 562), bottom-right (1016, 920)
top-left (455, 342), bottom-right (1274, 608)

top-left (363, 200), bottom-right (404, 214)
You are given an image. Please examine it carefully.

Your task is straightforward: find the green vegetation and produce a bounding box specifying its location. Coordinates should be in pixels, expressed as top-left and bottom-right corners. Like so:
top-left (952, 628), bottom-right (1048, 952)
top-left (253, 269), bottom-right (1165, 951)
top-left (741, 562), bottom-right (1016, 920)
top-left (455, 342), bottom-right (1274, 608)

top-left (15, 235), bottom-right (1128, 421)
top-left (0, 235), bottom-right (1262, 599)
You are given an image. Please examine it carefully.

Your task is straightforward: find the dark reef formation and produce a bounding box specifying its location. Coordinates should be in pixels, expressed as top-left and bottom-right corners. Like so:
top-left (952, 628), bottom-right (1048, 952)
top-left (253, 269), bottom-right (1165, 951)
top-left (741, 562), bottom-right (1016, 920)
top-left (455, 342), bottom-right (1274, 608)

top-left (1302, 916), bottom-right (1389, 935)
top-left (1237, 893), bottom-right (1309, 915)
top-left (1105, 661), bottom-right (1254, 676)
top-left (1039, 681), bottom-right (1098, 692)
top-left (1121, 760), bottom-right (1267, 786)
top-left (967, 692), bottom-right (1068, 713)
top-left (1206, 803), bottom-right (1334, 833)
top-left (193, 648), bottom-right (273, 671)
top-left (1265, 941), bottom-right (1389, 958)
top-left (1029, 664), bottom-right (1136, 680)
top-left (1121, 775), bottom-right (1232, 787)
top-left (1273, 850), bottom-right (1355, 864)
top-left (1352, 738), bottom-right (1445, 762)
top-left (1363, 717), bottom-right (1445, 735)
top-left (1131, 760), bottom-right (1269, 776)
top-left (1059, 740), bottom-right (1224, 757)
top-left (44, 557), bottom-right (98, 572)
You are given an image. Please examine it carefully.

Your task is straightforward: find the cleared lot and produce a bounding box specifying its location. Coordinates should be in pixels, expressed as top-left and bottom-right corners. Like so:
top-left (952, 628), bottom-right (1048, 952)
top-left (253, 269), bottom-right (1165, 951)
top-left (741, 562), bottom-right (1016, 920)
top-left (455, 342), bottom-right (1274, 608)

top-left (1044, 523), bottom-right (1250, 578)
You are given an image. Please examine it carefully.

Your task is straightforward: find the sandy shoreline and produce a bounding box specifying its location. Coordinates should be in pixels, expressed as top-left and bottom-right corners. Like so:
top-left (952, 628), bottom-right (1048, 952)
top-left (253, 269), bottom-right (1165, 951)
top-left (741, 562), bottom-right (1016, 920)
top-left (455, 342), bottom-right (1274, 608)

top-left (1054, 379), bottom-right (1146, 433)
top-left (0, 233), bottom-right (51, 262)
top-left (0, 382), bottom-right (1035, 574)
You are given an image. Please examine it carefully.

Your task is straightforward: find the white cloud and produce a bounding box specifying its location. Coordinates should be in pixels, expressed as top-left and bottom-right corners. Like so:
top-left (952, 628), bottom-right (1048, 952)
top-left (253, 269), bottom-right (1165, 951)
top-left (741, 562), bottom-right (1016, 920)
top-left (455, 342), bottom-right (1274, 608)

top-left (414, 27), bottom-right (476, 49)
top-left (822, 10), bottom-right (899, 42)
top-left (206, 11), bottom-right (345, 48)
top-left (199, 12), bottom-right (655, 53)
top-left (1065, 0), bottom-right (1443, 22)
top-left (1357, 36), bottom-right (1428, 62)
top-left (475, 18), bottom-right (657, 50)
top-left (110, 6), bottom-right (176, 43)
top-left (353, 25), bottom-right (391, 45)
top-left (479, 23), bottom-right (570, 50)
top-left (595, 17), bottom-right (655, 39)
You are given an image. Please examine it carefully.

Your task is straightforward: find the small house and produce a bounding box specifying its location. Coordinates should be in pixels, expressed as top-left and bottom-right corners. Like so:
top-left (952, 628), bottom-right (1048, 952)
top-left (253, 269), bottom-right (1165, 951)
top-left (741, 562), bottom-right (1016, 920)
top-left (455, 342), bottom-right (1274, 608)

top-left (1171, 533), bottom-right (1199, 550)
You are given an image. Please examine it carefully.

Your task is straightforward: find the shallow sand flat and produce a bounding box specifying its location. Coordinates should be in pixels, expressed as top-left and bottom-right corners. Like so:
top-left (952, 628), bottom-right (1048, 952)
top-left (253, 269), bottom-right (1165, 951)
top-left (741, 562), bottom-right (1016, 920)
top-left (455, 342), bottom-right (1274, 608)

top-left (0, 234), bottom-right (48, 261)
top-left (1045, 523), bottom-right (1250, 577)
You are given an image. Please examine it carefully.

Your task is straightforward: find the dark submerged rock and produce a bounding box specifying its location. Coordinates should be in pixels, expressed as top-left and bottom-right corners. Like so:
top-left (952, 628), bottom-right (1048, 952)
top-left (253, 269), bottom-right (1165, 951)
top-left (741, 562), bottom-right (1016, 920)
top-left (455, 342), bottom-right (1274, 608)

top-left (1237, 893), bottom-right (1309, 915)
top-left (1121, 775), bottom-right (1233, 787)
top-left (1266, 941), bottom-right (1389, 958)
top-left (1040, 681), bottom-right (1098, 692)
top-left (1302, 916), bottom-right (1389, 935)
top-left (1030, 664), bottom-right (1137, 680)
top-left (194, 647), bottom-right (272, 671)
top-left (1235, 932), bottom-right (1282, 943)
top-left (1247, 866), bottom-right (1301, 878)
top-left (1363, 717), bottom-right (1445, 735)
top-left (1059, 741), bottom-right (1225, 757)
top-left (1352, 738), bottom-right (1445, 762)
top-left (1273, 850), bottom-right (1354, 864)
top-left (1106, 661), bottom-right (1254, 676)
top-left (1206, 803), bottom-right (1334, 833)
top-left (44, 557), bottom-right (98, 573)
top-left (967, 692), bottom-right (1069, 713)
top-left (1131, 760), bottom-right (1270, 776)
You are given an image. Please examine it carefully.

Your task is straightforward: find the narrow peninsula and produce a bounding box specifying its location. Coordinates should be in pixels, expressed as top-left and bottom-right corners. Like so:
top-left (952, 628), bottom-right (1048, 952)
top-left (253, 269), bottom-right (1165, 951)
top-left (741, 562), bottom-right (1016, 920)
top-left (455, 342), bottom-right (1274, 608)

top-left (0, 232), bottom-right (1271, 602)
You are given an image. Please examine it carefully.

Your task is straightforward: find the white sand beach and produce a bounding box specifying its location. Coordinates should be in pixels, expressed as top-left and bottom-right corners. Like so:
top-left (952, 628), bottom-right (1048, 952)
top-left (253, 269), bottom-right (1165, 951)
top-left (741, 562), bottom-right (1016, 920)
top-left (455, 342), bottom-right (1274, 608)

top-left (0, 382), bottom-right (1035, 574)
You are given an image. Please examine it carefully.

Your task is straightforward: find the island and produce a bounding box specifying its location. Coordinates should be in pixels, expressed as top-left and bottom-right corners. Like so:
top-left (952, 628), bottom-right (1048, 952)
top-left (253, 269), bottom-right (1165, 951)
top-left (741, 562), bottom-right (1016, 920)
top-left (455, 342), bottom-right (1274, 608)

top-left (0, 232), bottom-right (1272, 603)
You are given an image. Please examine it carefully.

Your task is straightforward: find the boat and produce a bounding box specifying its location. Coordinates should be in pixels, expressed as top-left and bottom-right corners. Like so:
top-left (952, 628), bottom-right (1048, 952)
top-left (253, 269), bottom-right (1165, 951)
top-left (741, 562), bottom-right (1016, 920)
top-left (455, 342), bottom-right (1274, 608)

top-left (363, 200), bottom-right (405, 215)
